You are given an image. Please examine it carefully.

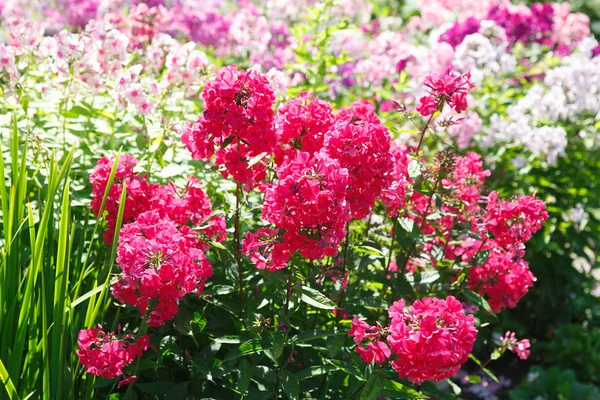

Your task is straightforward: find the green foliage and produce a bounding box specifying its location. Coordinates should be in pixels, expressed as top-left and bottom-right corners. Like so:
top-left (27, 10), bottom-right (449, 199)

top-left (509, 366), bottom-right (600, 400)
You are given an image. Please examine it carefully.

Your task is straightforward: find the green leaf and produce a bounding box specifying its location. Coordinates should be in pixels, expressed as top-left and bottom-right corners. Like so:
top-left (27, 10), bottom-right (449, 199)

top-left (278, 370), bottom-right (299, 400)
top-left (290, 330), bottom-right (345, 343)
top-left (355, 246), bottom-right (385, 257)
top-left (299, 286), bottom-right (336, 310)
top-left (447, 379), bottom-right (461, 395)
top-left (469, 354), bottom-right (500, 383)
top-left (0, 357), bottom-right (20, 400)
top-left (408, 160), bottom-right (423, 181)
top-left (407, 270), bottom-right (440, 285)
top-left (382, 380), bottom-right (428, 399)
top-left (360, 370), bottom-right (384, 400)
top-left (420, 381), bottom-right (455, 400)
top-left (214, 336), bottom-right (242, 344)
top-left (238, 359), bottom-right (252, 394)
top-left (397, 218), bottom-right (421, 240)
top-left (473, 249), bottom-right (490, 266)
top-left (238, 340), bottom-right (263, 356)
top-left (295, 366), bottom-right (336, 381)
top-left (271, 330), bottom-right (285, 360)
top-left (247, 152), bottom-right (269, 168)
top-left (193, 312), bottom-right (207, 332)
top-left (463, 290), bottom-right (497, 318)
top-left (324, 360), bottom-right (364, 380)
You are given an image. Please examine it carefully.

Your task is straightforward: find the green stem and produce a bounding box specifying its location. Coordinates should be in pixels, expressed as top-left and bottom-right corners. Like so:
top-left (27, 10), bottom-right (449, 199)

top-left (234, 179), bottom-right (244, 320)
top-left (284, 254), bottom-right (295, 318)
top-left (123, 320), bottom-right (150, 398)
top-left (385, 217), bottom-right (398, 273)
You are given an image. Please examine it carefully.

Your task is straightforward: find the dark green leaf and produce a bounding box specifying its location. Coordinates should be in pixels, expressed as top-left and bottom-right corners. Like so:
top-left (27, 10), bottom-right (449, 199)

top-left (360, 370), bottom-right (384, 400)
top-left (383, 380), bottom-right (428, 399)
top-left (473, 249), bottom-right (490, 266)
top-left (295, 366), bottom-right (336, 381)
top-left (463, 290), bottom-right (497, 318)
top-left (299, 286), bottom-right (336, 310)
top-left (278, 370), bottom-right (299, 400)
top-left (324, 359), bottom-right (364, 380)
top-left (238, 359), bottom-right (252, 394)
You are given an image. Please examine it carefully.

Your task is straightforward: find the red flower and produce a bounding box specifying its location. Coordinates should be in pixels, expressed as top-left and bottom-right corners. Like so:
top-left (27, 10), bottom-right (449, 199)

top-left (324, 109), bottom-right (394, 220)
top-left (357, 341), bottom-right (391, 364)
top-left (460, 239), bottom-right (535, 312)
top-left (90, 154), bottom-right (156, 243)
top-left (113, 211), bottom-right (213, 326)
top-left (420, 70), bottom-right (474, 115)
top-left (416, 95), bottom-right (437, 116)
top-left (182, 65), bottom-right (277, 189)
top-left (483, 192), bottom-right (548, 254)
top-left (259, 150), bottom-right (349, 261)
top-left (241, 228), bottom-right (291, 271)
top-left (274, 92), bottom-right (334, 164)
top-left (386, 296), bottom-right (477, 384)
top-left (76, 326), bottom-right (149, 384)
top-left (500, 331), bottom-right (531, 360)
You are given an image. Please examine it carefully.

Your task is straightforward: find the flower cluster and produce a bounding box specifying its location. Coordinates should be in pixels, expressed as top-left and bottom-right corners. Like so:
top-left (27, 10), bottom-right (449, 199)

top-left (274, 92), bottom-right (335, 164)
top-left (387, 296), bottom-right (477, 384)
top-left (416, 70), bottom-right (475, 117)
top-left (483, 36), bottom-right (600, 164)
top-left (113, 211), bottom-right (213, 327)
top-left (90, 155), bottom-right (226, 246)
top-left (500, 331), bottom-right (531, 360)
top-left (182, 65), bottom-right (276, 189)
top-left (76, 326), bottom-right (149, 386)
top-left (260, 151), bottom-right (349, 261)
top-left (324, 105), bottom-right (394, 219)
top-left (349, 296), bottom-right (477, 384)
top-left (90, 154), bottom-right (154, 243)
top-left (386, 145), bottom-right (547, 312)
top-left (482, 192), bottom-right (549, 255)
top-left (461, 240), bottom-right (536, 312)
top-left (349, 317), bottom-right (389, 364)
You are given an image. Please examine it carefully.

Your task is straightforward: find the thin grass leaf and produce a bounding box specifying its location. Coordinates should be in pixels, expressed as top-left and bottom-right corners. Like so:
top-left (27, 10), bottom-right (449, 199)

top-left (0, 357), bottom-right (21, 400)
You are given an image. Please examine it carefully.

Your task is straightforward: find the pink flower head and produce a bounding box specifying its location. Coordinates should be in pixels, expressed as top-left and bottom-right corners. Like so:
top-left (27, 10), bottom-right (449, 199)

top-left (182, 65), bottom-right (277, 189)
top-left (500, 331), bottom-right (531, 360)
top-left (113, 211), bottom-right (213, 327)
top-left (241, 228), bottom-right (291, 271)
top-left (324, 110), bottom-right (394, 220)
top-left (90, 155), bottom-right (156, 243)
top-left (275, 92), bottom-right (335, 164)
top-left (483, 192), bottom-right (548, 253)
top-left (464, 240), bottom-right (535, 312)
top-left (357, 341), bottom-right (391, 364)
top-left (90, 157), bottom-right (225, 247)
top-left (439, 17), bottom-right (481, 49)
top-left (381, 142), bottom-right (411, 216)
top-left (445, 152), bottom-right (491, 210)
top-left (349, 316), bottom-right (375, 345)
top-left (76, 326), bottom-right (149, 383)
top-left (261, 151), bottom-right (349, 260)
top-left (386, 296), bottom-right (477, 384)
top-left (416, 95), bottom-right (438, 116)
top-left (422, 70), bottom-right (474, 115)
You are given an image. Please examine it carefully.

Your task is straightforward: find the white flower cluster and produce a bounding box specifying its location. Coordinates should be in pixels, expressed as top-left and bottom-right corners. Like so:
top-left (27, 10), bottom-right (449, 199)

top-left (482, 36), bottom-right (600, 165)
top-left (453, 23), bottom-right (516, 87)
top-left (544, 37), bottom-right (600, 121)
top-left (485, 115), bottom-right (568, 165)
